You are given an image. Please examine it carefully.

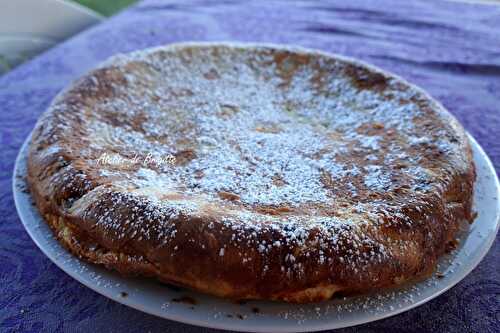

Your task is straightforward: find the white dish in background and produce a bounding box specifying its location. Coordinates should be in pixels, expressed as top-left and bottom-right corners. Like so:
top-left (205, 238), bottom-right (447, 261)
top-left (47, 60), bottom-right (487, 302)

top-left (13, 133), bottom-right (499, 332)
top-left (0, 0), bottom-right (102, 72)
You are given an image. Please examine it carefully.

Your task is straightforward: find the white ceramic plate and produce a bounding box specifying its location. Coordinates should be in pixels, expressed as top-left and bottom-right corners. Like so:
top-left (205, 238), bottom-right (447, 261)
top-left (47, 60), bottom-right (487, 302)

top-left (13, 133), bottom-right (499, 332)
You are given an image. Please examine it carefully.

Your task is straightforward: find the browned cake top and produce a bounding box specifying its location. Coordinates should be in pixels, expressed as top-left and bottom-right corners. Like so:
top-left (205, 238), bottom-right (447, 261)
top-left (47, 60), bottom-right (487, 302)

top-left (29, 44), bottom-right (474, 299)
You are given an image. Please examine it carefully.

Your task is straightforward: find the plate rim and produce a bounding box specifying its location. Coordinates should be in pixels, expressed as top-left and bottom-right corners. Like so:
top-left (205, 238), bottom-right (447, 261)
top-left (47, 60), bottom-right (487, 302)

top-left (11, 44), bottom-right (500, 332)
top-left (12, 130), bottom-right (500, 332)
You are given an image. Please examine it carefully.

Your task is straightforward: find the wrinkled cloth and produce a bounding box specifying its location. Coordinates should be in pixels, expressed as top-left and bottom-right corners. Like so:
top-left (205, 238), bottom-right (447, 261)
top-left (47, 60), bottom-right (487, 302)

top-left (0, 1), bottom-right (499, 332)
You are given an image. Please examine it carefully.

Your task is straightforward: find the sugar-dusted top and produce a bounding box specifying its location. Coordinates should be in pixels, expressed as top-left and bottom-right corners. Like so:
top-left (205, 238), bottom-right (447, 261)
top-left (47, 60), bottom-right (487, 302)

top-left (28, 43), bottom-right (475, 301)
top-left (33, 43), bottom-right (470, 229)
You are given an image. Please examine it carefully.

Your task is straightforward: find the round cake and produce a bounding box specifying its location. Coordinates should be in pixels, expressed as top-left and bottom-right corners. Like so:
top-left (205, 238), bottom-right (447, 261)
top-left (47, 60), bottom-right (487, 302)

top-left (27, 43), bottom-right (475, 303)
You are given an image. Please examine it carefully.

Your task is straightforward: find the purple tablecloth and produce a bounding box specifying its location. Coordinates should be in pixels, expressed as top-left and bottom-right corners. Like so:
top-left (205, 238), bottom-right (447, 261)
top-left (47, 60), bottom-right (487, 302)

top-left (1, 0), bottom-right (499, 332)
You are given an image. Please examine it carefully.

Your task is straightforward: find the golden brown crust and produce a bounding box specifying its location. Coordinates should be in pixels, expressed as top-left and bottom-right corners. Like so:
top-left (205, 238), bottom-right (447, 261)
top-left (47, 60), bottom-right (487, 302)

top-left (27, 43), bottom-right (475, 303)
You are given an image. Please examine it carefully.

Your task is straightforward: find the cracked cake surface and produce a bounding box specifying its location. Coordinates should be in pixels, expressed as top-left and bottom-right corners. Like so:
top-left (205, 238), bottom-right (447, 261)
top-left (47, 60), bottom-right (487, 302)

top-left (27, 43), bottom-right (475, 302)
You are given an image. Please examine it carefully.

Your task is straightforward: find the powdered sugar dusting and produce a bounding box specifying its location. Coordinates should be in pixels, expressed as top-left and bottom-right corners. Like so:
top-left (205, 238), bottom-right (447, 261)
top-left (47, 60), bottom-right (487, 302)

top-left (33, 43), bottom-right (471, 284)
top-left (76, 44), bottom-right (459, 213)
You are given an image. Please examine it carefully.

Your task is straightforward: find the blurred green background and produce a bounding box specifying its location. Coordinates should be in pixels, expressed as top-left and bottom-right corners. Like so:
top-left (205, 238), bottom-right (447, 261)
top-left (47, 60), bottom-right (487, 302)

top-left (0, 0), bottom-right (137, 74)
top-left (74, 0), bottom-right (136, 16)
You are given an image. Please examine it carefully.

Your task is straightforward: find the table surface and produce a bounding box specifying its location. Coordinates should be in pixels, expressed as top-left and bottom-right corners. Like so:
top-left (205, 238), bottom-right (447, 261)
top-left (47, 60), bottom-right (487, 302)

top-left (0, 1), bottom-right (499, 332)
